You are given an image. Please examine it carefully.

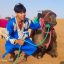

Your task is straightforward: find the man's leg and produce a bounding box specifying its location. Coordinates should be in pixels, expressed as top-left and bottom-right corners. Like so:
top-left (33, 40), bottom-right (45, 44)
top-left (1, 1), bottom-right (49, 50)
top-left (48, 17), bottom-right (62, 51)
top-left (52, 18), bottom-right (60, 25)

top-left (20, 38), bottom-right (37, 55)
top-left (4, 40), bottom-right (17, 62)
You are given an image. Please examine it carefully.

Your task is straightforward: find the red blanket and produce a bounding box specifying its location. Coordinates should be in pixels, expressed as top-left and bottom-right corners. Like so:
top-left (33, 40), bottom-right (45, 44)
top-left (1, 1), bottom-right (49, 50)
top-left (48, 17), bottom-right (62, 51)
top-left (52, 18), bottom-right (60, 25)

top-left (0, 19), bottom-right (8, 28)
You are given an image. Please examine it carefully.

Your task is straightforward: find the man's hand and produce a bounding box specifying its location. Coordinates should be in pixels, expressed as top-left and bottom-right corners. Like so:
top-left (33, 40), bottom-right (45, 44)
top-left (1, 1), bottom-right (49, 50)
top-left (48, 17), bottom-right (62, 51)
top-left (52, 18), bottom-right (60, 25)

top-left (0, 35), bottom-right (3, 39)
top-left (15, 39), bottom-right (24, 45)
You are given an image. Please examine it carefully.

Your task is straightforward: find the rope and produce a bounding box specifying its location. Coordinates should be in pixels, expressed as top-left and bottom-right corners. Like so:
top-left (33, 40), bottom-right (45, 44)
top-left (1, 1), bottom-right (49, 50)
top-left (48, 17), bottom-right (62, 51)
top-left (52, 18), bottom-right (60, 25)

top-left (13, 45), bottom-right (28, 64)
top-left (45, 31), bottom-right (52, 49)
top-left (25, 23), bottom-right (50, 47)
top-left (13, 46), bottom-right (21, 64)
top-left (13, 23), bottom-right (51, 64)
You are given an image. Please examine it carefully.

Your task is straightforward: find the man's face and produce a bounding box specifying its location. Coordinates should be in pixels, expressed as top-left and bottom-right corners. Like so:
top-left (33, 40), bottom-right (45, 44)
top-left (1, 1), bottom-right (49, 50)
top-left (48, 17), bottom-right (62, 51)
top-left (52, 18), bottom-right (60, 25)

top-left (16, 12), bottom-right (26, 21)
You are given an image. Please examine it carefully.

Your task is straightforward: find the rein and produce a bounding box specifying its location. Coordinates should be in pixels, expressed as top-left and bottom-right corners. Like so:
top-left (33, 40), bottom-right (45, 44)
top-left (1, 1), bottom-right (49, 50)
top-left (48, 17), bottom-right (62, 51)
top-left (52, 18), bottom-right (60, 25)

top-left (25, 23), bottom-right (51, 47)
top-left (44, 31), bottom-right (52, 49)
top-left (13, 23), bottom-right (51, 64)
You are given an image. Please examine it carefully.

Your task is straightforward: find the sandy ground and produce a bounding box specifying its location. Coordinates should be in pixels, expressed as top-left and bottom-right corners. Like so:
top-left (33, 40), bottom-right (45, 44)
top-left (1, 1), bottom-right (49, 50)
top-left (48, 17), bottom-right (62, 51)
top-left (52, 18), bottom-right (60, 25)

top-left (0, 19), bottom-right (64, 64)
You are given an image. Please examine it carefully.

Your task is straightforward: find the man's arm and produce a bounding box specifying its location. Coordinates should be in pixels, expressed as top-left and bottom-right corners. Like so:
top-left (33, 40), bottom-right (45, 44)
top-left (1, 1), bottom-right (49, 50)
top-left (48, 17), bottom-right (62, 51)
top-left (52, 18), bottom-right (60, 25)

top-left (6, 19), bottom-right (24, 45)
top-left (6, 20), bottom-right (16, 44)
top-left (29, 20), bottom-right (41, 30)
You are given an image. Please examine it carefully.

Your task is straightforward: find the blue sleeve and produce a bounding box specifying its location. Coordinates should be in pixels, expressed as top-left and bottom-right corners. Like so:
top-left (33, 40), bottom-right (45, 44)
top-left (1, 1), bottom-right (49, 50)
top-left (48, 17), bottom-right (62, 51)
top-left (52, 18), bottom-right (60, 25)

top-left (6, 19), bottom-right (16, 44)
top-left (29, 21), bottom-right (40, 30)
top-left (6, 20), bottom-right (14, 37)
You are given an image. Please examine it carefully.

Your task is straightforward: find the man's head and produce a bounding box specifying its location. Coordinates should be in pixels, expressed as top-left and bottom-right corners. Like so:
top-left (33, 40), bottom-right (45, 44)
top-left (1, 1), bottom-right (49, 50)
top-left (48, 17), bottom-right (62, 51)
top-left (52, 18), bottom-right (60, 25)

top-left (14, 3), bottom-right (26, 21)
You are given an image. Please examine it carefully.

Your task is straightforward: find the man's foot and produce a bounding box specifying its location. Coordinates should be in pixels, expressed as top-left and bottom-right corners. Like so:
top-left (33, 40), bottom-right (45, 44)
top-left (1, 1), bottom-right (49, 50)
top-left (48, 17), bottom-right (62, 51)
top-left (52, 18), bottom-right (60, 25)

top-left (0, 35), bottom-right (3, 39)
top-left (20, 52), bottom-right (27, 61)
top-left (8, 53), bottom-right (16, 62)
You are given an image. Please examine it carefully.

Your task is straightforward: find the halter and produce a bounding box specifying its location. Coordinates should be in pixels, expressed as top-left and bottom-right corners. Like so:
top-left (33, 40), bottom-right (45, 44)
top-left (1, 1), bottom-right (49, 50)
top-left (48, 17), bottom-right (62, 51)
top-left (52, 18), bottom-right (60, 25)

top-left (39, 12), bottom-right (54, 48)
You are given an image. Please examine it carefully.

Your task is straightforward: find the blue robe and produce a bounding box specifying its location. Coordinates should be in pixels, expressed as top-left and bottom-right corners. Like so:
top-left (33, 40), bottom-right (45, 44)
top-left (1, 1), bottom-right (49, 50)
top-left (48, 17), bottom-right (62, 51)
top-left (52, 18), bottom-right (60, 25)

top-left (2, 17), bottom-right (40, 58)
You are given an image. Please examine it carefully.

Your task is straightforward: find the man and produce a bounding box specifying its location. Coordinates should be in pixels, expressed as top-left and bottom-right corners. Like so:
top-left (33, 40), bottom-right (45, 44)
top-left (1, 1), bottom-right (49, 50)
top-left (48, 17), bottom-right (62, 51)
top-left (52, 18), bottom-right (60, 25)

top-left (2, 3), bottom-right (41, 61)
